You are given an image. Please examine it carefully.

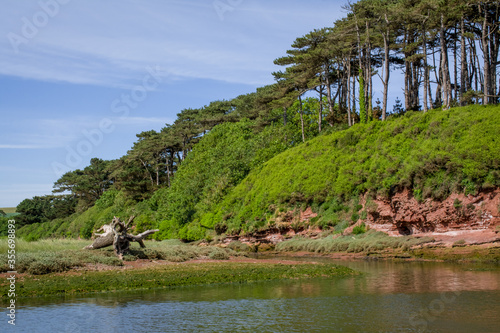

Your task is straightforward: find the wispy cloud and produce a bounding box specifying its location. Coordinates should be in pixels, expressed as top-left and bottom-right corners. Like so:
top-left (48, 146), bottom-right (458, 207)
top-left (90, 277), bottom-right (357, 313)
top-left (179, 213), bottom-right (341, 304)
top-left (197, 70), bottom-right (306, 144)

top-left (114, 116), bottom-right (174, 126)
top-left (0, 144), bottom-right (48, 149)
top-left (1, 116), bottom-right (175, 150)
top-left (0, 0), bottom-right (342, 88)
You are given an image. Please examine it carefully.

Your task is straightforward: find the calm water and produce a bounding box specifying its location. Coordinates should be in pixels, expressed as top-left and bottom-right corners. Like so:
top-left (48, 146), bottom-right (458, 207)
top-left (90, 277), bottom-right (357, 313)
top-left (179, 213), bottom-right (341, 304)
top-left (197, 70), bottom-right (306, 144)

top-left (3, 259), bottom-right (500, 332)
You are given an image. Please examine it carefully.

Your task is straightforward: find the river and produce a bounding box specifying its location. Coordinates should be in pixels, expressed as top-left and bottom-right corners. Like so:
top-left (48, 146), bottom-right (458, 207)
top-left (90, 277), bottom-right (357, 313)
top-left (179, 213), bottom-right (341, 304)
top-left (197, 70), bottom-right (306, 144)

top-left (3, 258), bottom-right (500, 332)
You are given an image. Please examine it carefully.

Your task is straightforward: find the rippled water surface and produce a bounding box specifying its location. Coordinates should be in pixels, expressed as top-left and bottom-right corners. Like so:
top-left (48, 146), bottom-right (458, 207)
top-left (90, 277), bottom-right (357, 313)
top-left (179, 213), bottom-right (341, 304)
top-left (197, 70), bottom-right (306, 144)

top-left (3, 259), bottom-right (500, 332)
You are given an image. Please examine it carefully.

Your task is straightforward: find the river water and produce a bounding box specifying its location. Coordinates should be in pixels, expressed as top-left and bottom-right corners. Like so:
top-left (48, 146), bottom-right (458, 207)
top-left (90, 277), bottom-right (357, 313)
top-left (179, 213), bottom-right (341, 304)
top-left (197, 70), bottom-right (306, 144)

top-left (3, 258), bottom-right (500, 332)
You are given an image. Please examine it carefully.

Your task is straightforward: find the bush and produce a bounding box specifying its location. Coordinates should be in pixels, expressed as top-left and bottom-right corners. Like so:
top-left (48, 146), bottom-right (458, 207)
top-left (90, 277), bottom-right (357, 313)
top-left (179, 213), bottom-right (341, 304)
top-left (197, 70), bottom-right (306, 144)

top-left (352, 223), bottom-right (367, 235)
top-left (208, 247), bottom-right (230, 260)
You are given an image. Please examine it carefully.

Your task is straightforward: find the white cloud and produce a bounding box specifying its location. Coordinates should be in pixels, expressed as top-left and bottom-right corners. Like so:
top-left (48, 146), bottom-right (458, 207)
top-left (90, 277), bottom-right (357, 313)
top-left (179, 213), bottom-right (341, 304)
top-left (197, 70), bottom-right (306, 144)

top-left (0, 0), bottom-right (343, 88)
top-left (0, 144), bottom-right (48, 149)
top-left (114, 116), bottom-right (174, 126)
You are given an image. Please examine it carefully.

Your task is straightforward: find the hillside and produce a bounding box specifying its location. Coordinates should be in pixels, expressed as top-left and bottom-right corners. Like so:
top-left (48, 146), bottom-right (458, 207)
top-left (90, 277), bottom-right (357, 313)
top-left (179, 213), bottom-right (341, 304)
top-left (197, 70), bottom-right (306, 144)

top-left (13, 105), bottom-right (500, 242)
top-left (192, 105), bottom-right (500, 239)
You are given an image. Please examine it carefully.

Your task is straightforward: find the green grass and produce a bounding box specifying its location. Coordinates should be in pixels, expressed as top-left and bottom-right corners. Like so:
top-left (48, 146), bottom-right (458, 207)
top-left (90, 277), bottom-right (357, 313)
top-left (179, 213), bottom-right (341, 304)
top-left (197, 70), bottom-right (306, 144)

top-left (0, 261), bottom-right (357, 298)
top-left (275, 230), bottom-right (435, 253)
top-left (0, 239), bottom-right (241, 275)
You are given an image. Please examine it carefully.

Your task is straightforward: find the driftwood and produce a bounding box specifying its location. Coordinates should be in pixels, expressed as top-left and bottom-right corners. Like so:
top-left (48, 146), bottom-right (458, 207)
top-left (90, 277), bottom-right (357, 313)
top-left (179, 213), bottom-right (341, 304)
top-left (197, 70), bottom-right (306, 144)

top-left (84, 216), bottom-right (159, 259)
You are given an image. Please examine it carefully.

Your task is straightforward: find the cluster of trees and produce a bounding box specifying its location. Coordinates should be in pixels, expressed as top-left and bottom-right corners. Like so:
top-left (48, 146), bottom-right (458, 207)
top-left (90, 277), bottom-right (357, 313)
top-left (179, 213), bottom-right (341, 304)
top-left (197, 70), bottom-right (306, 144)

top-left (15, 0), bottom-right (499, 230)
top-left (273, 0), bottom-right (499, 135)
top-left (15, 195), bottom-right (77, 226)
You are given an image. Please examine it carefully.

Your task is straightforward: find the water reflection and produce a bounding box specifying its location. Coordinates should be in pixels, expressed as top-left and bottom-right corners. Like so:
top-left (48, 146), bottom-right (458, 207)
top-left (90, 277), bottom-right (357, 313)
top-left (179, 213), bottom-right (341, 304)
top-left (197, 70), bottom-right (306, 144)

top-left (5, 259), bottom-right (500, 333)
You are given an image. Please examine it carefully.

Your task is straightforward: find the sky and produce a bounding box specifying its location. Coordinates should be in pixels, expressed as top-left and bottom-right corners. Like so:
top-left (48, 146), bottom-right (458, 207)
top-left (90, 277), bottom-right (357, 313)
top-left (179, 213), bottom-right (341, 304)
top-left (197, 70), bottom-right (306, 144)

top-left (0, 0), bottom-right (356, 207)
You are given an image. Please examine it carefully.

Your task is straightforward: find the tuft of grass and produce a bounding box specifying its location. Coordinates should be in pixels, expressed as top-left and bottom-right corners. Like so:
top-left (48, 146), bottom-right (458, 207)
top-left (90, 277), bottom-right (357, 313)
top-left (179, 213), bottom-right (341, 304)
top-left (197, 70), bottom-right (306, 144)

top-left (275, 230), bottom-right (434, 253)
top-left (226, 241), bottom-right (252, 252)
top-left (0, 238), bottom-right (90, 253)
top-left (453, 239), bottom-right (467, 247)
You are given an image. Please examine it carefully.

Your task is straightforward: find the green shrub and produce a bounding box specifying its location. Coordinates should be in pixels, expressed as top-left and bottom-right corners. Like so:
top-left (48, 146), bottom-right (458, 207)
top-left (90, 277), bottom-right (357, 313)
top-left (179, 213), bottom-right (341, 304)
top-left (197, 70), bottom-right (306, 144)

top-left (352, 223), bottom-right (367, 235)
top-left (208, 247), bottom-right (230, 260)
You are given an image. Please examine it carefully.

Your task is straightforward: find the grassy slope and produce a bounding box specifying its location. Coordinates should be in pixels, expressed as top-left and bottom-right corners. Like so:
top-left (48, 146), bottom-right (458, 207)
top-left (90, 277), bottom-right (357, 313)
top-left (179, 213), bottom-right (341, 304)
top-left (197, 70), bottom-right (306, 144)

top-left (204, 105), bottom-right (500, 234)
top-left (14, 105), bottom-right (500, 241)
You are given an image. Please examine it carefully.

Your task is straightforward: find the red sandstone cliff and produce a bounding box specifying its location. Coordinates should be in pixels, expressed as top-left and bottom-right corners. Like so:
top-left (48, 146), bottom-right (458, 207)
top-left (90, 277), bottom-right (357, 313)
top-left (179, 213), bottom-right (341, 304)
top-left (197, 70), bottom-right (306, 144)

top-left (359, 189), bottom-right (500, 237)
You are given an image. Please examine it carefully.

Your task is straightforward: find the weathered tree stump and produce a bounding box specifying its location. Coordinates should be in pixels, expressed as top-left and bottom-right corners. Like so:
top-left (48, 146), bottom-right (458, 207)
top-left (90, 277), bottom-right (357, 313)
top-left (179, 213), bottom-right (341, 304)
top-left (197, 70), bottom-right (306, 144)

top-left (84, 216), bottom-right (159, 259)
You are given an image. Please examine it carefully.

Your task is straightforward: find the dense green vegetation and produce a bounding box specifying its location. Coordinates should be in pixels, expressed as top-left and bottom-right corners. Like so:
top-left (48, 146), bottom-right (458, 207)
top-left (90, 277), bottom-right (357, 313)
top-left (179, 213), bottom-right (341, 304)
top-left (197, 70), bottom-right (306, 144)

top-left (10, 0), bottom-right (500, 242)
top-left (199, 105), bottom-right (500, 236)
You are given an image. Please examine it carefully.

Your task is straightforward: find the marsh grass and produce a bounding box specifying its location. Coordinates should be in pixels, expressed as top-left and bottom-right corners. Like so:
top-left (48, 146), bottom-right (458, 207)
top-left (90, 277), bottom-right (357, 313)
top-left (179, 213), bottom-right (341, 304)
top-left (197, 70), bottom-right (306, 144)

top-left (2, 262), bottom-right (357, 298)
top-left (0, 239), bottom-right (239, 275)
top-left (275, 230), bottom-right (434, 253)
top-left (0, 238), bottom-right (90, 253)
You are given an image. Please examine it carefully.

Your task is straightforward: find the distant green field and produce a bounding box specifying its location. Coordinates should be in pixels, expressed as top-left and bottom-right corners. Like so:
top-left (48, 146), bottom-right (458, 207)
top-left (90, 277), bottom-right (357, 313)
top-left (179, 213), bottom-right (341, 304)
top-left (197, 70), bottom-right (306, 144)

top-left (0, 207), bottom-right (18, 218)
top-left (0, 207), bottom-right (16, 214)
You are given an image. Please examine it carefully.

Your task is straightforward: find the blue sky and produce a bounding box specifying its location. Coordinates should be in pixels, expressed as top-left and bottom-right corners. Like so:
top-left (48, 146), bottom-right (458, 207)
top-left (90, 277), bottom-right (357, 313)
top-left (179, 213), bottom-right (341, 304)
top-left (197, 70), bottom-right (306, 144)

top-left (0, 0), bottom-right (352, 207)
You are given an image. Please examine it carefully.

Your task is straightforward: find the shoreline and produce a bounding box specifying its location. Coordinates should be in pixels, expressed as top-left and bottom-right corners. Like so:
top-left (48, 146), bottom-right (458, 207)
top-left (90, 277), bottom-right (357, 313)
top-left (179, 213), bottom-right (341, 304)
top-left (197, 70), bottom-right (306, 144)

top-left (0, 258), bottom-right (356, 300)
top-left (1, 239), bottom-right (498, 300)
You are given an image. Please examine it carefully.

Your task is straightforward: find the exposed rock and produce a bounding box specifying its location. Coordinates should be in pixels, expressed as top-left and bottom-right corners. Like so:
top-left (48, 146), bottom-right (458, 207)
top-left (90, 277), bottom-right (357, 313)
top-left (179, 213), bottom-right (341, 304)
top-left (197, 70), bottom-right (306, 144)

top-left (360, 189), bottom-right (500, 237)
top-left (300, 207), bottom-right (318, 221)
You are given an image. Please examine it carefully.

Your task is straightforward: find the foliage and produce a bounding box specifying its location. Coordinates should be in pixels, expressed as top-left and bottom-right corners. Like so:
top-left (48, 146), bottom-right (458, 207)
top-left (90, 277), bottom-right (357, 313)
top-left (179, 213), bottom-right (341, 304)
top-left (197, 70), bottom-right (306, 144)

top-left (156, 120), bottom-right (289, 240)
top-left (53, 158), bottom-right (113, 210)
top-left (352, 223), bottom-right (367, 235)
top-left (207, 105), bottom-right (500, 236)
top-left (359, 68), bottom-right (366, 124)
top-left (16, 195), bottom-right (77, 226)
top-left (12, 0), bottom-right (500, 242)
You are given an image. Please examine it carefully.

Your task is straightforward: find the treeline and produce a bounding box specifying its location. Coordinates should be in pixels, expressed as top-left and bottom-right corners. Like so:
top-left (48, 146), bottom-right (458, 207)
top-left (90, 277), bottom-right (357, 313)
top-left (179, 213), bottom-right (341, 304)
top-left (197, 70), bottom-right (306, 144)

top-left (14, 0), bottom-right (499, 235)
top-left (273, 0), bottom-right (499, 129)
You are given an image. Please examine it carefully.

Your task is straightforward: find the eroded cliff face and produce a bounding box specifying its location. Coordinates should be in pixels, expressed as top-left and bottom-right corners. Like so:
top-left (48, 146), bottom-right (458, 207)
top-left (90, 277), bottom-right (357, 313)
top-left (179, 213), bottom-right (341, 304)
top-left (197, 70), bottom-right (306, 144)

top-left (360, 189), bottom-right (500, 237)
top-left (221, 189), bottom-right (500, 248)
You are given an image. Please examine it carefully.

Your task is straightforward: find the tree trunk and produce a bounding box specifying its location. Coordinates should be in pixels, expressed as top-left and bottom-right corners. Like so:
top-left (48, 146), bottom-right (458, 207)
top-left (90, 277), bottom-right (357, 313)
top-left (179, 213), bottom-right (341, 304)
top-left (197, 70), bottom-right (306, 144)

top-left (140, 159), bottom-right (155, 188)
top-left (326, 64), bottom-right (335, 122)
top-left (347, 58), bottom-right (352, 126)
top-left (317, 84), bottom-right (323, 133)
top-left (460, 17), bottom-right (468, 105)
top-left (382, 14), bottom-right (390, 120)
top-left (298, 94), bottom-right (305, 143)
top-left (433, 42), bottom-right (442, 107)
top-left (352, 69), bottom-right (356, 124)
top-left (481, 4), bottom-right (491, 105)
top-left (366, 20), bottom-right (372, 120)
top-left (454, 26), bottom-right (458, 102)
top-left (489, 2), bottom-right (499, 104)
top-left (440, 14), bottom-right (451, 109)
top-left (84, 216), bottom-right (159, 259)
top-left (422, 20), bottom-right (429, 112)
